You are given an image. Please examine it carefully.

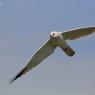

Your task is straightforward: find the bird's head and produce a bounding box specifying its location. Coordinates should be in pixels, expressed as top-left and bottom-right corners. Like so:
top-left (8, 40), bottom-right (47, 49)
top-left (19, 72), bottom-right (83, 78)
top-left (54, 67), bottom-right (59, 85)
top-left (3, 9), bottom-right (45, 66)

top-left (50, 31), bottom-right (62, 40)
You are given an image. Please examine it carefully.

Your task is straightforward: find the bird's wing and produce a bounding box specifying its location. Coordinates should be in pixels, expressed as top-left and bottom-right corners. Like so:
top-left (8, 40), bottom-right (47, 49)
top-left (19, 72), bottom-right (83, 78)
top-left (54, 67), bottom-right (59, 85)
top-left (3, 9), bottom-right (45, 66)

top-left (10, 40), bottom-right (56, 84)
top-left (61, 26), bottom-right (95, 40)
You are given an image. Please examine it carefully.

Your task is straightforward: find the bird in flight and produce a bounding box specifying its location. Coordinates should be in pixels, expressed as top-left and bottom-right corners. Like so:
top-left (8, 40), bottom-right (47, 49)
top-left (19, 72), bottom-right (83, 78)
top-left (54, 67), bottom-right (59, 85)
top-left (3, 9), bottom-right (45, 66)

top-left (10, 26), bottom-right (95, 84)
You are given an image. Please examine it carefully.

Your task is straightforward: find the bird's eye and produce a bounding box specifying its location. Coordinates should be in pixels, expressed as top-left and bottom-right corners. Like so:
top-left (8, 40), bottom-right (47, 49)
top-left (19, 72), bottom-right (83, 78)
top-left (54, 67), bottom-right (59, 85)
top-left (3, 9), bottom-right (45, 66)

top-left (52, 33), bottom-right (55, 36)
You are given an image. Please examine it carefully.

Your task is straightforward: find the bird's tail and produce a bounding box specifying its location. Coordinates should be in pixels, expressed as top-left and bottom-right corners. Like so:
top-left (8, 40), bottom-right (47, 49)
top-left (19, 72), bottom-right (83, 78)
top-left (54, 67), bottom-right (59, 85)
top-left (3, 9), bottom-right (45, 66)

top-left (59, 41), bottom-right (75, 56)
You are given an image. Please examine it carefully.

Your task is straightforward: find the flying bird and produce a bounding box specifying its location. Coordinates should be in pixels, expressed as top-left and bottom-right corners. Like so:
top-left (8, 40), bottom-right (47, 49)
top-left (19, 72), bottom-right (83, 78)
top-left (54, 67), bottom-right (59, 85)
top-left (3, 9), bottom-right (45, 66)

top-left (10, 26), bottom-right (95, 84)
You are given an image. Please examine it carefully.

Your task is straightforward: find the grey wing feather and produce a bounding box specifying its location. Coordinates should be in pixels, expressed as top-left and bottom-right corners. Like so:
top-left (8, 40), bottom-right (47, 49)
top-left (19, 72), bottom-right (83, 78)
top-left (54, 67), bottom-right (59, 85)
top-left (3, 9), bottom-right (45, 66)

top-left (61, 26), bottom-right (95, 40)
top-left (10, 40), bottom-right (56, 84)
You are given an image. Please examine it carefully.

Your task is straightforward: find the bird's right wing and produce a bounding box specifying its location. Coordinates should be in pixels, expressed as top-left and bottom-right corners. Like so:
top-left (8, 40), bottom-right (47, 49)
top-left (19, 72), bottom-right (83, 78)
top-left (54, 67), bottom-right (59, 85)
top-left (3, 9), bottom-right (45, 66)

top-left (10, 40), bottom-right (56, 84)
top-left (61, 26), bottom-right (95, 40)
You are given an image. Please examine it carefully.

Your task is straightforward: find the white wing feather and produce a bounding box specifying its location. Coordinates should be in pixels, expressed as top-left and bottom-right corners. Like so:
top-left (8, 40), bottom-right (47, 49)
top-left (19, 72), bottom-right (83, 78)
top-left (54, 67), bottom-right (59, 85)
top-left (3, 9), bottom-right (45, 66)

top-left (10, 40), bottom-right (56, 84)
top-left (62, 26), bottom-right (95, 40)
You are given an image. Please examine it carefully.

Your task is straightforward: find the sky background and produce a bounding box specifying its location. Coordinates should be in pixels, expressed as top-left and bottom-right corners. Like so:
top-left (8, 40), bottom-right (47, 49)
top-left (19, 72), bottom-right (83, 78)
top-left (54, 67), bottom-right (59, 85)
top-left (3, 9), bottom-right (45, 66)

top-left (0, 0), bottom-right (95, 95)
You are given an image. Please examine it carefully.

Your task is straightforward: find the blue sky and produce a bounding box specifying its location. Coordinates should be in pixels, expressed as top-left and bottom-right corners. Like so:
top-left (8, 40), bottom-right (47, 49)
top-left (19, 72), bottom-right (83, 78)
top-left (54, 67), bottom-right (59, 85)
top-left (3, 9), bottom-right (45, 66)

top-left (0, 0), bottom-right (95, 95)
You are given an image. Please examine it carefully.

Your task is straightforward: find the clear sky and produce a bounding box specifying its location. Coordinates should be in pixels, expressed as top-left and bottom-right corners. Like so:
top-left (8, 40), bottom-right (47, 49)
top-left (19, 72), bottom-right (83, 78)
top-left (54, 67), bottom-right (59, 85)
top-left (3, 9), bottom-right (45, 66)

top-left (0, 0), bottom-right (95, 95)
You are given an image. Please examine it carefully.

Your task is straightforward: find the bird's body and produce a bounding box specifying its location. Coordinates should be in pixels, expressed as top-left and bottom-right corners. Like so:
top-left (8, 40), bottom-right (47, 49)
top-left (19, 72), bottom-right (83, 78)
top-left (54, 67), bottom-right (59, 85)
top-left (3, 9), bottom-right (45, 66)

top-left (50, 32), bottom-right (75, 56)
top-left (10, 26), bottom-right (95, 84)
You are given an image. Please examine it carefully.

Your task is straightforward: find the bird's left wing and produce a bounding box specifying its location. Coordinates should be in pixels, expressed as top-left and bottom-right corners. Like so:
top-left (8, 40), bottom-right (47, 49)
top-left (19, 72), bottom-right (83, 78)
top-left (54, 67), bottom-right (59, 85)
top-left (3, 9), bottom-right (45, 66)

top-left (10, 40), bottom-right (56, 84)
top-left (61, 26), bottom-right (95, 40)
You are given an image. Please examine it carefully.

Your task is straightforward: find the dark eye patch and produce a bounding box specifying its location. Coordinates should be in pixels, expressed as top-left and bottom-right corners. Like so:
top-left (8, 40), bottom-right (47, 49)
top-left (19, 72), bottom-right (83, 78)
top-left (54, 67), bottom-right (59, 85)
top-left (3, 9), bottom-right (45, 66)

top-left (53, 33), bottom-right (55, 36)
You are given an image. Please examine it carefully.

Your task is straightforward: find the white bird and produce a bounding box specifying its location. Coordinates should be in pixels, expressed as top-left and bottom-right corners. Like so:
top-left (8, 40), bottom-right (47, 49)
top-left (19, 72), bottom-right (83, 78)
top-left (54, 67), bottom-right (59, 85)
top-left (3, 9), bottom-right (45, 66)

top-left (10, 26), bottom-right (95, 84)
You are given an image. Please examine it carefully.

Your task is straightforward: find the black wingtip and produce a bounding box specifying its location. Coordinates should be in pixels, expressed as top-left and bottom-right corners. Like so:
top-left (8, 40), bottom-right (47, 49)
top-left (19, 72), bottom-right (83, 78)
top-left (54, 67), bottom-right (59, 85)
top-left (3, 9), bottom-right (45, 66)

top-left (9, 73), bottom-right (22, 85)
top-left (9, 76), bottom-right (17, 85)
top-left (9, 67), bottom-right (26, 85)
